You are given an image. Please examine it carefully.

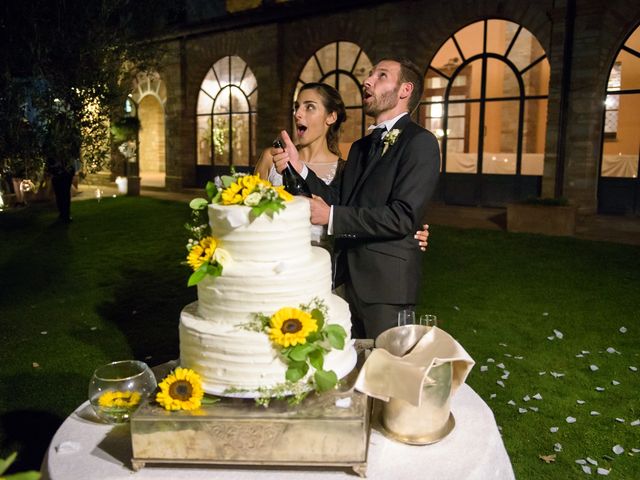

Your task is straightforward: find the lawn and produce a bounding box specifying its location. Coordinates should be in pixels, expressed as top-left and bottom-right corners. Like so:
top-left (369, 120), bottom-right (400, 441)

top-left (0, 196), bottom-right (638, 478)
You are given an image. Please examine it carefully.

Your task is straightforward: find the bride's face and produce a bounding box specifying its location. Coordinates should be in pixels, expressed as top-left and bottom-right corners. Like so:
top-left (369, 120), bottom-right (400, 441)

top-left (292, 88), bottom-right (336, 148)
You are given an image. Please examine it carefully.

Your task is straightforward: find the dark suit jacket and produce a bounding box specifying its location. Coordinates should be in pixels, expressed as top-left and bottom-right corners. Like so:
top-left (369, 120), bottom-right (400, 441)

top-left (305, 114), bottom-right (440, 304)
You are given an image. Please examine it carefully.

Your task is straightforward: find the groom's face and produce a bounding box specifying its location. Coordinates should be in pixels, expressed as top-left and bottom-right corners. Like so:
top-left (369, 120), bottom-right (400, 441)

top-left (362, 60), bottom-right (402, 117)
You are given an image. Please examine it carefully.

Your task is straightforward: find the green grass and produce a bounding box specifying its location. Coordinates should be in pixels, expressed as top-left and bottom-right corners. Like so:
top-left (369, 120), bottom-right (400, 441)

top-left (1, 197), bottom-right (639, 478)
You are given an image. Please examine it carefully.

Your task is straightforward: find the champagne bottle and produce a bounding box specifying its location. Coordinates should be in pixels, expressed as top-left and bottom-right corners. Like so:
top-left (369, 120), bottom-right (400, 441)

top-left (273, 138), bottom-right (312, 197)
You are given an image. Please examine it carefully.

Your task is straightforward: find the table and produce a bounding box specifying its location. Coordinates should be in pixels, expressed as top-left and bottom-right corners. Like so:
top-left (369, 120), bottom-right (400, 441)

top-left (41, 383), bottom-right (514, 479)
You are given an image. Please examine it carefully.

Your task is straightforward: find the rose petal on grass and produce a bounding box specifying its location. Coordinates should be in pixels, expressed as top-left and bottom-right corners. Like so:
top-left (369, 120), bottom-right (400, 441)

top-left (480, 365), bottom-right (488, 372)
top-left (554, 329), bottom-right (564, 339)
top-left (523, 395), bottom-right (530, 402)
top-left (529, 406), bottom-right (539, 412)
top-left (504, 353), bottom-right (512, 357)
top-left (576, 354), bottom-right (584, 358)
top-left (581, 465), bottom-right (592, 474)
top-left (596, 468), bottom-right (610, 476)
top-left (554, 443), bottom-right (562, 452)
top-left (487, 358), bottom-right (495, 363)
top-left (508, 400), bottom-right (516, 406)
top-left (497, 363), bottom-right (505, 369)
top-left (539, 371), bottom-right (547, 375)
top-left (615, 418), bottom-right (625, 423)
top-left (582, 350), bottom-right (591, 354)
top-left (32, 362), bottom-right (40, 368)
top-left (499, 342), bottom-right (508, 347)
top-left (490, 393), bottom-right (497, 399)
top-left (497, 380), bottom-right (505, 388)
top-left (590, 365), bottom-right (599, 371)
top-left (90, 326), bottom-right (97, 331)
top-left (577, 400), bottom-right (586, 404)
top-left (612, 445), bottom-right (624, 455)
top-left (591, 411), bottom-right (601, 416)
top-left (611, 380), bottom-right (620, 386)
top-left (533, 393), bottom-right (543, 400)
top-left (595, 387), bottom-right (605, 392)
top-left (514, 355), bottom-right (524, 360)
top-left (586, 457), bottom-right (598, 466)
top-left (606, 347), bottom-right (619, 354)
top-left (630, 419), bottom-right (640, 426)
top-left (629, 366), bottom-right (638, 372)
top-left (632, 448), bottom-right (640, 453)
top-left (566, 416), bottom-right (577, 423)
top-left (547, 336), bottom-right (555, 341)
top-left (550, 427), bottom-right (559, 433)
top-left (575, 459), bottom-right (587, 465)
top-left (551, 371), bottom-right (565, 378)
top-left (40, 331), bottom-right (47, 335)
top-left (519, 408), bottom-right (527, 414)
top-left (453, 305), bottom-right (460, 311)
top-left (542, 312), bottom-right (549, 316)
top-left (501, 373), bottom-right (510, 380)
top-left (619, 326), bottom-right (627, 333)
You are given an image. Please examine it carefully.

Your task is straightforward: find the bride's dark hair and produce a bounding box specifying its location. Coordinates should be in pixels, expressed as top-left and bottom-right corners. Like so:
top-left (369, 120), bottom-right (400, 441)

top-left (298, 83), bottom-right (347, 157)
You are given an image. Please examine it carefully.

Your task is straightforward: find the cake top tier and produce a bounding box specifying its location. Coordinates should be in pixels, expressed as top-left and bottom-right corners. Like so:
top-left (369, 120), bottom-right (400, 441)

top-left (208, 197), bottom-right (312, 262)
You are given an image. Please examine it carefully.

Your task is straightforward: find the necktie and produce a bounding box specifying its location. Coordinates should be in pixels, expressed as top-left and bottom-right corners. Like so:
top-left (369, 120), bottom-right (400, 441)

top-left (367, 127), bottom-right (385, 162)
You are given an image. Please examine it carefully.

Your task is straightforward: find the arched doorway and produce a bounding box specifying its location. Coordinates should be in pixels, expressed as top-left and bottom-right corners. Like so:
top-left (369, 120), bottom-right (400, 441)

top-left (130, 71), bottom-right (167, 188)
top-left (421, 19), bottom-right (550, 206)
top-left (598, 24), bottom-right (640, 215)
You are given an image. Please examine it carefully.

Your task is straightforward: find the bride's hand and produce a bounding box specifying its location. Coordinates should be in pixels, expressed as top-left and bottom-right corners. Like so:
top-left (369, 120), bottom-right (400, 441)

top-left (271, 130), bottom-right (302, 174)
top-left (415, 224), bottom-right (429, 251)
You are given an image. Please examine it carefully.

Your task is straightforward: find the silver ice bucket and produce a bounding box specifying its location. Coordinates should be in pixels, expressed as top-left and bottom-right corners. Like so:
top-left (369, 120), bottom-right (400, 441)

top-left (375, 325), bottom-right (455, 445)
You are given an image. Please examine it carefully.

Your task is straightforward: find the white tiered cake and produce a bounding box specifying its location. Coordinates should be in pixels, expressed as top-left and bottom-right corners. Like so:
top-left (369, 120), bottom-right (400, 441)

top-left (179, 197), bottom-right (357, 395)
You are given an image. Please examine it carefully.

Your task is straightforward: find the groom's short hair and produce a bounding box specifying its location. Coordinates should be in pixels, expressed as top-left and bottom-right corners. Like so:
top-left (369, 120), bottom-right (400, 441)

top-left (379, 57), bottom-right (424, 113)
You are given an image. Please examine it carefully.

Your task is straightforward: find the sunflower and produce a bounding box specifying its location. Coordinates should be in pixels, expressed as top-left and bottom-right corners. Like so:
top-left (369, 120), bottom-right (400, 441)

top-left (155, 367), bottom-right (204, 411)
top-left (220, 182), bottom-right (243, 205)
top-left (268, 307), bottom-right (318, 347)
top-left (275, 186), bottom-right (294, 202)
top-left (98, 390), bottom-right (141, 409)
top-left (237, 175), bottom-right (260, 199)
top-left (187, 236), bottom-right (217, 271)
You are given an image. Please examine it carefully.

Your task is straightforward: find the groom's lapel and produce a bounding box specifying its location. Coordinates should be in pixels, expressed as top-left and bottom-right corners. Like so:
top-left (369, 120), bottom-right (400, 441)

top-left (346, 115), bottom-right (412, 205)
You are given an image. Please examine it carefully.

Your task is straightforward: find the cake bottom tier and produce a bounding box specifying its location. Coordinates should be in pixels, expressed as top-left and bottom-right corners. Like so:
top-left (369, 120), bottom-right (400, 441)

top-left (179, 294), bottom-right (356, 394)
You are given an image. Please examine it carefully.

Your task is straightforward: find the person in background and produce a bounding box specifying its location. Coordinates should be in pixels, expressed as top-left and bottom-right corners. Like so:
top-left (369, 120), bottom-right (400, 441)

top-left (255, 82), bottom-right (430, 250)
top-left (273, 58), bottom-right (440, 338)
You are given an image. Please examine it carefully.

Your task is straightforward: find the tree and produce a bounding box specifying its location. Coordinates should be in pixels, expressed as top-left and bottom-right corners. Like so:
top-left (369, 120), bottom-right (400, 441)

top-left (0, 0), bottom-right (170, 181)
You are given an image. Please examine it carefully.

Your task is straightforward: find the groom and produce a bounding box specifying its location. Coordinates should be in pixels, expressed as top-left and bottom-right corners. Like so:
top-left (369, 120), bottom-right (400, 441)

top-left (275, 57), bottom-right (440, 339)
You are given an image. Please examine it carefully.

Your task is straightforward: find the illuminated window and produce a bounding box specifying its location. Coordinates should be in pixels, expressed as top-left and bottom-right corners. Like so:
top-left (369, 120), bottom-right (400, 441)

top-left (196, 56), bottom-right (257, 166)
top-left (601, 26), bottom-right (640, 179)
top-left (421, 20), bottom-right (550, 176)
top-left (296, 42), bottom-right (372, 151)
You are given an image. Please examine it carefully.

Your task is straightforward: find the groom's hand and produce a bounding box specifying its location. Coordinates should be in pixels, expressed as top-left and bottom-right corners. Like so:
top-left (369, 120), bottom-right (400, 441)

top-left (310, 195), bottom-right (330, 226)
top-left (271, 130), bottom-right (302, 174)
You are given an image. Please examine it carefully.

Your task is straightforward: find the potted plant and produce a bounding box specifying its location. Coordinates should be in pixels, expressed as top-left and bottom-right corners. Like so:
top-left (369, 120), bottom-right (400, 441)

top-left (507, 197), bottom-right (577, 237)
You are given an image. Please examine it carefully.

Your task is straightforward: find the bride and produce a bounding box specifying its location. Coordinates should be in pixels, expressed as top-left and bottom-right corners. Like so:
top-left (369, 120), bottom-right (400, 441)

top-left (255, 82), bottom-right (430, 250)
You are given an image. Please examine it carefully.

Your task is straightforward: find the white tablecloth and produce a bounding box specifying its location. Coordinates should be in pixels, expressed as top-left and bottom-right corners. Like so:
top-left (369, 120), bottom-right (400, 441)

top-left (41, 384), bottom-right (514, 480)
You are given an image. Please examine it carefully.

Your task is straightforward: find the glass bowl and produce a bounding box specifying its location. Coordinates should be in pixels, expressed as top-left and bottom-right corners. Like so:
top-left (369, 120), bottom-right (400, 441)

top-left (88, 360), bottom-right (157, 424)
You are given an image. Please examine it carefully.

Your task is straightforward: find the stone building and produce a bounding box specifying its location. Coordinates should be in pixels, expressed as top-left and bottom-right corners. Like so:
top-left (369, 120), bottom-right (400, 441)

top-left (121, 0), bottom-right (640, 214)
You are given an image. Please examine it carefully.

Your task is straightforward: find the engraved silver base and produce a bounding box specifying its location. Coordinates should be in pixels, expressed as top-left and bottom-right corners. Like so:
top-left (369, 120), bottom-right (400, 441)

top-left (131, 348), bottom-right (372, 477)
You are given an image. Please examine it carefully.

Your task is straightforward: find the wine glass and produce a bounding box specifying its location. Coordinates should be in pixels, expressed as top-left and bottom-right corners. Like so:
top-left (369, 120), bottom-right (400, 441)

top-left (88, 360), bottom-right (157, 424)
top-left (419, 314), bottom-right (438, 328)
top-left (397, 309), bottom-right (415, 327)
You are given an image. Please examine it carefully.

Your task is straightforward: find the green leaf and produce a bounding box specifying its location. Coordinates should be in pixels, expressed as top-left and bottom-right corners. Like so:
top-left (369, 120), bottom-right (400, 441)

top-left (306, 331), bottom-right (321, 343)
top-left (4, 472), bottom-right (41, 480)
top-left (311, 308), bottom-right (324, 330)
top-left (189, 197), bottom-right (209, 210)
top-left (309, 349), bottom-right (324, 371)
top-left (200, 396), bottom-right (220, 405)
top-left (0, 452), bottom-right (17, 475)
top-left (205, 181), bottom-right (217, 201)
top-left (187, 265), bottom-right (208, 287)
top-left (325, 324), bottom-right (347, 350)
top-left (289, 344), bottom-right (314, 362)
top-left (211, 190), bottom-right (221, 204)
top-left (221, 175), bottom-right (235, 187)
top-left (314, 369), bottom-right (338, 392)
top-left (205, 262), bottom-right (223, 277)
top-left (286, 361), bottom-right (309, 383)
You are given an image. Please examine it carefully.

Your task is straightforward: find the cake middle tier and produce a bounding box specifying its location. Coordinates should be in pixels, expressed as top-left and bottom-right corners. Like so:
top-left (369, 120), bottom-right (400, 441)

top-left (197, 247), bottom-right (333, 324)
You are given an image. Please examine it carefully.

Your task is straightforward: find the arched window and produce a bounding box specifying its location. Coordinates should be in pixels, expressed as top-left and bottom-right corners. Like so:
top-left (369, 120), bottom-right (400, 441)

top-left (296, 42), bottom-right (372, 153)
top-left (421, 20), bottom-right (550, 205)
top-left (196, 56), bottom-right (257, 167)
top-left (598, 25), bottom-right (640, 214)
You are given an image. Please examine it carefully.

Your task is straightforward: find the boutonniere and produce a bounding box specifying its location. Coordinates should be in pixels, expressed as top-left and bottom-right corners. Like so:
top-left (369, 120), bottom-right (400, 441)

top-left (382, 129), bottom-right (401, 155)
